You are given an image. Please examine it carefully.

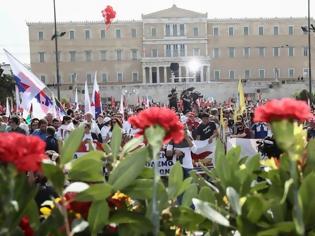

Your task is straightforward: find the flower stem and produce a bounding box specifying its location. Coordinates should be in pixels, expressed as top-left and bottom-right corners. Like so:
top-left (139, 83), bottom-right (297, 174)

top-left (150, 145), bottom-right (160, 236)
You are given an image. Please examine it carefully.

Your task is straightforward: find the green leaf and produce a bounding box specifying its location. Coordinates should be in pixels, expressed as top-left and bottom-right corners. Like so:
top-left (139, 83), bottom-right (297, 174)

top-left (304, 139), bottom-right (315, 175)
top-left (198, 186), bottom-right (216, 204)
top-left (60, 126), bottom-right (84, 165)
top-left (257, 222), bottom-right (295, 236)
top-left (110, 211), bottom-right (152, 227)
top-left (124, 179), bottom-right (153, 200)
top-left (171, 207), bottom-right (206, 231)
top-left (168, 162), bottom-right (184, 199)
top-left (122, 136), bottom-right (144, 155)
top-left (68, 151), bottom-right (105, 182)
top-left (182, 184), bottom-right (198, 207)
top-left (226, 187), bottom-right (241, 215)
top-left (280, 178), bottom-right (294, 204)
top-left (88, 201), bottom-right (109, 236)
top-left (108, 147), bottom-right (149, 191)
top-left (102, 143), bottom-right (111, 154)
top-left (299, 172), bottom-right (315, 229)
top-left (42, 163), bottom-right (65, 194)
top-left (192, 198), bottom-right (230, 227)
top-left (293, 193), bottom-right (305, 236)
top-left (111, 124), bottom-right (122, 160)
top-left (71, 219), bottom-right (89, 235)
top-left (75, 183), bottom-right (112, 201)
top-left (244, 195), bottom-right (271, 223)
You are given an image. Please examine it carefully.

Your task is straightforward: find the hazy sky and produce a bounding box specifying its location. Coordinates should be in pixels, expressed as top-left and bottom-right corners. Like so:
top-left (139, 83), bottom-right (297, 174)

top-left (0, 0), bottom-right (310, 64)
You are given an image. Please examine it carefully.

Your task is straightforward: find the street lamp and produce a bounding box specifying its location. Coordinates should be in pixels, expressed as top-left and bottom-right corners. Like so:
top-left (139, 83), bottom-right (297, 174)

top-left (301, 0), bottom-right (313, 102)
top-left (52, 0), bottom-right (66, 101)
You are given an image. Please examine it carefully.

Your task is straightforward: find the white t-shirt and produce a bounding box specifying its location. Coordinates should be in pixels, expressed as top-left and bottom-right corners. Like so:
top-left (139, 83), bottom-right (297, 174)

top-left (166, 145), bottom-right (194, 169)
top-left (122, 121), bottom-right (132, 134)
top-left (101, 125), bottom-right (111, 140)
top-left (57, 123), bottom-right (74, 140)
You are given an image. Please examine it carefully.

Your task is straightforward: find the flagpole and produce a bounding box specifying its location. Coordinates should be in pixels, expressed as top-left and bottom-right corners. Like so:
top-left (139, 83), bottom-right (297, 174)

top-left (53, 0), bottom-right (61, 101)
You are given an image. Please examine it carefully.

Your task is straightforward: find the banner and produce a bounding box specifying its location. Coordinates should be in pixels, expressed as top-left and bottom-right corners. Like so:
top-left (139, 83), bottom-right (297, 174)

top-left (227, 138), bottom-right (260, 158)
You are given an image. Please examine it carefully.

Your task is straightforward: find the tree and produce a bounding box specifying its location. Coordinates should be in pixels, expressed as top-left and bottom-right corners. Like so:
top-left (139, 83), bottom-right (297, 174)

top-left (0, 72), bottom-right (15, 106)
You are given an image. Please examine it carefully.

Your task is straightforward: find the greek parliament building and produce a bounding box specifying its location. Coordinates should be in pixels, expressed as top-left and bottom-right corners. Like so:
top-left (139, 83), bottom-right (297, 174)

top-left (27, 5), bottom-right (314, 102)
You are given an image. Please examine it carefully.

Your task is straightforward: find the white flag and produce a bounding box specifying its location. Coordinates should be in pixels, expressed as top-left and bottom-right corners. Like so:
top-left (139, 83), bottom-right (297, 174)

top-left (4, 49), bottom-right (46, 112)
top-left (75, 88), bottom-right (79, 111)
top-left (15, 85), bottom-right (21, 113)
top-left (119, 94), bottom-right (124, 117)
top-left (84, 80), bottom-right (91, 114)
top-left (5, 97), bottom-right (11, 117)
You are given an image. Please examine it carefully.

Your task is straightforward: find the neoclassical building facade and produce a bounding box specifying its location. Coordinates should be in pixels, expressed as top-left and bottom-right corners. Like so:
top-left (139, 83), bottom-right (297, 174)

top-left (28, 4), bottom-right (314, 88)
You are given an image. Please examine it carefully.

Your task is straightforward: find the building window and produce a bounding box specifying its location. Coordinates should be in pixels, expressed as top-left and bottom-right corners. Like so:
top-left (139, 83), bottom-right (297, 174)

top-left (213, 27), bottom-right (219, 36)
top-left (180, 24), bottom-right (185, 36)
top-left (214, 70), bottom-right (220, 80)
top-left (258, 26), bottom-right (264, 36)
top-left (243, 47), bottom-right (250, 57)
top-left (193, 48), bottom-right (200, 56)
top-left (173, 24), bottom-right (178, 36)
top-left (69, 51), bottom-right (76, 62)
top-left (243, 26), bottom-right (249, 36)
top-left (259, 69), bottom-right (265, 79)
top-left (180, 44), bottom-right (185, 56)
top-left (273, 26), bottom-right (279, 35)
top-left (38, 32), bottom-right (44, 40)
top-left (173, 45), bottom-right (179, 57)
top-left (100, 50), bottom-right (107, 61)
top-left (193, 27), bottom-right (199, 37)
top-left (86, 73), bottom-right (92, 84)
top-left (131, 28), bottom-right (137, 38)
top-left (101, 73), bottom-right (108, 83)
top-left (229, 70), bottom-right (235, 79)
top-left (151, 49), bottom-right (158, 57)
top-left (115, 29), bottom-right (121, 39)
top-left (228, 26), bottom-right (234, 36)
top-left (288, 26), bottom-right (294, 35)
top-left (228, 47), bottom-right (235, 58)
top-left (117, 72), bottom-right (123, 82)
top-left (85, 29), bottom-right (90, 40)
top-left (303, 68), bottom-right (309, 78)
top-left (69, 30), bottom-right (75, 40)
top-left (132, 72), bottom-right (138, 82)
top-left (100, 29), bottom-right (106, 39)
top-left (288, 68), bottom-right (295, 78)
top-left (273, 47), bottom-right (280, 57)
top-left (244, 70), bottom-right (250, 79)
top-left (116, 49), bottom-right (122, 61)
top-left (258, 47), bottom-right (266, 57)
top-left (151, 28), bottom-right (157, 37)
top-left (40, 75), bottom-right (46, 83)
top-left (131, 49), bottom-right (138, 60)
top-left (213, 48), bottom-right (220, 58)
top-left (85, 50), bottom-right (92, 62)
top-left (288, 47), bottom-right (294, 56)
top-left (39, 52), bottom-right (45, 63)
top-left (166, 24), bottom-right (171, 36)
top-left (273, 68), bottom-right (280, 79)
top-left (303, 47), bottom-right (308, 56)
top-left (70, 73), bottom-right (77, 84)
top-left (166, 45), bottom-right (172, 57)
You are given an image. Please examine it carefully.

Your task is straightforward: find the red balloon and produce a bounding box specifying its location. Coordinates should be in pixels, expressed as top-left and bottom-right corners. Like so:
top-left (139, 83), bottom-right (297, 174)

top-left (101, 5), bottom-right (116, 29)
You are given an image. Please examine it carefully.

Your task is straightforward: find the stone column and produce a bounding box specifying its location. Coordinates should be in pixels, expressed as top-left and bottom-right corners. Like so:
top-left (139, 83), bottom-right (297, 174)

top-left (178, 65), bottom-right (182, 83)
top-left (164, 66), bottom-right (167, 83)
top-left (157, 66), bottom-right (160, 84)
top-left (142, 66), bottom-right (146, 84)
top-left (186, 67), bottom-right (189, 82)
top-left (207, 66), bottom-right (210, 81)
top-left (149, 66), bottom-right (152, 84)
top-left (200, 66), bottom-right (204, 82)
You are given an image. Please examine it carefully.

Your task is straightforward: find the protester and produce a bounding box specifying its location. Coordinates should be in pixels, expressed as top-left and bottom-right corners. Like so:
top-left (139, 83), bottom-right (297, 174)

top-left (0, 116), bottom-right (7, 132)
top-left (195, 112), bottom-right (218, 143)
top-left (29, 118), bottom-right (40, 134)
top-left (84, 112), bottom-right (102, 142)
top-left (6, 115), bottom-right (26, 135)
top-left (46, 126), bottom-right (59, 153)
top-left (32, 119), bottom-right (48, 141)
top-left (56, 115), bottom-right (74, 140)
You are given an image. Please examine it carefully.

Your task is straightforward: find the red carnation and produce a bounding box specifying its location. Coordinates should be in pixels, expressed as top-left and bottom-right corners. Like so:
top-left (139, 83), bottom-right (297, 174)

top-left (0, 133), bottom-right (46, 172)
top-left (128, 107), bottom-right (184, 144)
top-left (64, 192), bottom-right (91, 219)
top-left (254, 98), bottom-right (313, 123)
top-left (19, 216), bottom-right (34, 236)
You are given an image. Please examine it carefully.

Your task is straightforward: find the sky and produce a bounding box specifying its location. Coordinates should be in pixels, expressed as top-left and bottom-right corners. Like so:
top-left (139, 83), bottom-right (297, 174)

top-left (0, 0), bottom-right (310, 64)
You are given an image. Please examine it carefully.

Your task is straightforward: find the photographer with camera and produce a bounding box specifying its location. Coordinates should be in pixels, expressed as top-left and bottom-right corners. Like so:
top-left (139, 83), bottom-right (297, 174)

top-left (168, 88), bottom-right (178, 111)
